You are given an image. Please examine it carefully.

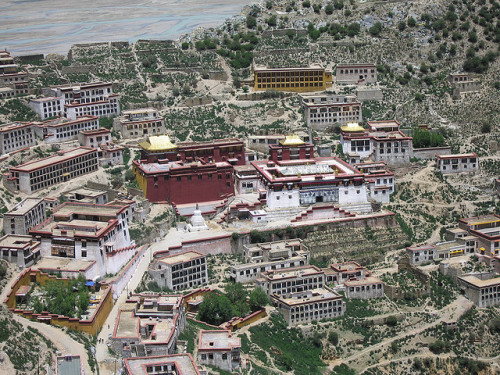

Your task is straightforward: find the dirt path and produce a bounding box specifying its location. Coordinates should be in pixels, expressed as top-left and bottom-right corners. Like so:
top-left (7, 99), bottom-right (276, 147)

top-left (330, 296), bottom-right (473, 371)
top-left (96, 245), bottom-right (152, 375)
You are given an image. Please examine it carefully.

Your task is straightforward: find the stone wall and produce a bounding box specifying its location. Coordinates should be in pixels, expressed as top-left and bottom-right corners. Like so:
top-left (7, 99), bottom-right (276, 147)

top-left (413, 146), bottom-right (452, 160)
top-left (182, 96), bottom-right (213, 107)
top-left (356, 88), bottom-right (383, 101)
top-left (153, 235), bottom-right (233, 259)
top-left (4, 268), bottom-right (113, 336)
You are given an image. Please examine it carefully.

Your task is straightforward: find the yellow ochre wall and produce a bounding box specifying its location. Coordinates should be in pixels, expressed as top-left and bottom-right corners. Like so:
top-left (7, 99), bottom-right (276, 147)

top-left (133, 164), bottom-right (148, 196)
top-left (5, 268), bottom-right (113, 336)
top-left (253, 69), bottom-right (333, 92)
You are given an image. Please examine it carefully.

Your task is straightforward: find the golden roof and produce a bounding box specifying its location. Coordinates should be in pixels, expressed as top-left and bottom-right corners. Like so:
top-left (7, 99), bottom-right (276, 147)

top-left (280, 135), bottom-right (305, 146)
top-left (139, 135), bottom-right (178, 151)
top-left (340, 122), bottom-right (365, 132)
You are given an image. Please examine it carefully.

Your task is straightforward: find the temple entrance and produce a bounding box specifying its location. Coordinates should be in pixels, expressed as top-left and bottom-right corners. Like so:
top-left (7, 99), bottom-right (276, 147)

top-left (316, 196), bottom-right (324, 203)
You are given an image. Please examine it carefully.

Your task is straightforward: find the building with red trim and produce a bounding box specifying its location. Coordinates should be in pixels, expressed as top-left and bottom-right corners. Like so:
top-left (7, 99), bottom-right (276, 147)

top-left (138, 135), bottom-right (246, 165)
top-left (0, 234), bottom-right (40, 268)
top-left (0, 122), bottom-right (37, 154)
top-left (124, 354), bottom-right (200, 375)
top-left (197, 330), bottom-right (241, 372)
top-left (112, 294), bottom-right (185, 358)
top-left (3, 147), bottom-right (98, 193)
top-left (30, 202), bottom-right (133, 278)
top-left (114, 108), bottom-right (165, 139)
top-left (149, 251), bottom-right (208, 291)
top-left (4, 147), bottom-right (97, 192)
top-left (133, 159), bottom-right (234, 204)
top-left (30, 81), bottom-right (120, 120)
top-left (0, 50), bottom-right (29, 99)
top-left (340, 120), bottom-right (413, 165)
top-left (253, 137), bottom-right (369, 211)
top-left (436, 153), bottom-right (479, 174)
top-left (34, 115), bottom-right (99, 143)
top-left (299, 93), bottom-right (362, 130)
top-left (354, 161), bottom-right (395, 203)
top-left (335, 63), bottom-right (377, 85)
top-left (458, 214), bottom-right (500, 258)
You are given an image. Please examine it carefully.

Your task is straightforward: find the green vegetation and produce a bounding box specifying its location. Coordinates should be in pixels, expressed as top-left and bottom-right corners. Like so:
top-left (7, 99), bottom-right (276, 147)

top-left (0, 99), bottom-right (38, 122)
top-left (412, 128), bottom-right (446, 148)
top-left (31, 274), bottom-right (90, 318)
top-left (249, 313), bottom-right (325, 374)
top-left (331, 364), bottom-right (356, 375)
top-left (198, 283), bottom-right (268, 325)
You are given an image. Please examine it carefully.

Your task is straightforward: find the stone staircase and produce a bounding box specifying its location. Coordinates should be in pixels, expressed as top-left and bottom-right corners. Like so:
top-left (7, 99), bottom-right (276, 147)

top-left (291, 204), bottom-right (355, 223)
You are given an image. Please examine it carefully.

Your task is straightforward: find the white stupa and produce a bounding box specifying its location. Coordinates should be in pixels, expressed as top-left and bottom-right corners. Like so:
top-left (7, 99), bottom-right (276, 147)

top-left (187, 203), bottom-right (208, 231)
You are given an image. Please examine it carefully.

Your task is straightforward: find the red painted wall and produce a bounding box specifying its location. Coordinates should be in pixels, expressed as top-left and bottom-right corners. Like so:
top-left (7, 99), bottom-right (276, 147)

top-left (144, 164), bottom-right (235, 204)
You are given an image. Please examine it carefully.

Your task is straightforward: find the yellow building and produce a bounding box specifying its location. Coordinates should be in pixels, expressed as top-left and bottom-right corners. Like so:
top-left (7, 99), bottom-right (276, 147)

top-left (252, 64), bottom-right (332, 92)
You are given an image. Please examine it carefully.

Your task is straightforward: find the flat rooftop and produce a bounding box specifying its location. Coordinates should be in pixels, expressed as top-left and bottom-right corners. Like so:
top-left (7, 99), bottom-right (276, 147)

top-left (277, 288), bottom-right (342, 306)
top-left (125, 354), bottom-right (199, 375)
top-left (136, 160), bottom-right (231, 174)
top-left (52, 202), bottom-right (124, 218)
top-left (246, 239), bottom-right (302, 251)
top-left (344, 276), bottom-right (383, 286)
top-left (11, 147), bottom-right (96, 172)
top-left (64, 187), bottom-right (107, 198)
top-left (459, 275), bottom-right (500, 288)
top-left (34, 257), bottom-right (95, 272)
top-left (42, 116), bottom-right (97, 128)
top-left (0, 122), bottom-right (33, 132)
top-left (178, 137), bottom-right (243, 147)
top-left (0, 234), bottom-right (38, 249)
top-left (461, 215), bottom-right (500, 226)
top-left (56, 356), bottom-right (82, 375)
top-left (158, 251), bottom-right (204, 265)
top-left (436, 153), bottom-right (478, 159)
top-left (114, 309), bottom-right (175, 343)
top-left (330, 262), bottom-right (363, 272)
top-left (435, 241), bottom-right (464, 252)
top-left (79, 128), bottom-right (110, 136)
top-left (198, 330), bottom-right (240, 350)
top-left (122, 108), bottom-right (157, 114)
top-left (263, 266), bottom-right (322, 280)
top-left (6, 197), bottom-right (43, 215)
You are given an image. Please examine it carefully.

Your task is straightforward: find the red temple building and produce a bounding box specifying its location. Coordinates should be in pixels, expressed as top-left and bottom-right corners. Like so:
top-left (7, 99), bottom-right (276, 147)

top-left (139, 135), bottom-right (246, 165)
top-left (133, 136), bottom-right (241, 204)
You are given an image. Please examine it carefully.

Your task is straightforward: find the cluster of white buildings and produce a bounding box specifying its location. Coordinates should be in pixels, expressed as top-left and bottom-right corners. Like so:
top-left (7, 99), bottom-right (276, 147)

top-left (29, 81), bottom-right (120, 120)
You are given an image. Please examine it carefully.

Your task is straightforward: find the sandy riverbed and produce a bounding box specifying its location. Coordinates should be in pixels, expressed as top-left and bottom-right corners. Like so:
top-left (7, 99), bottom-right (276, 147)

top-left (0, 0), bottom-right (253, 55)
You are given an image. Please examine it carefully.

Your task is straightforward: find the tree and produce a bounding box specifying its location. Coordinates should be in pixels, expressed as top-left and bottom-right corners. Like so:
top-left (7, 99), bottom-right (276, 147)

top-left (325, 4), bottom-right (334, 14)
top-left (181, 42), bottom-right (189, 50)
top-left (302, 0), bottom-right (310, 7)
top-left (198, 293), bottom-right (236, 325)
top-left (407, 17), bottom-right (416, 27)
top-left (248, 287), bottom-right (269, 311)
top-left (386, 315), bottom-right (398, 327)
top-left (224, 282), bottom-right (247, 304)
top-left (328, 331), bottom-right (339, 345)
top-left (266, 15), bottom-right (277, 27)
top-left (481, 122), bottom-right (491, 133)
top-left (369, 22), bottom-right (383, 37)
top-left (246, 15), bottom-right (257, 29)
top-left (390, 341), bottom-right (398, 353)
top-left (398, 21), bottom-right (406, 31)
top-left (333, 0), bottom-right (343, 10)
